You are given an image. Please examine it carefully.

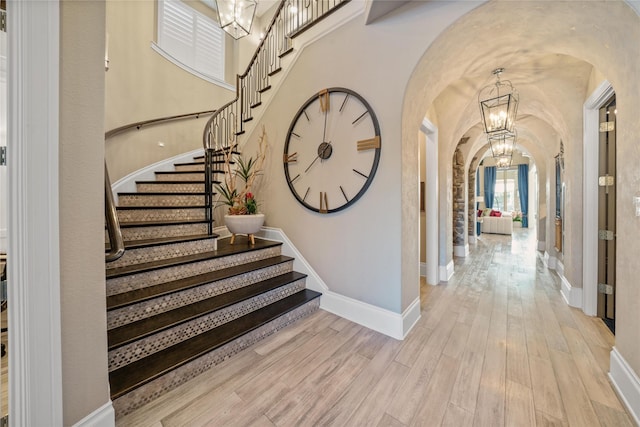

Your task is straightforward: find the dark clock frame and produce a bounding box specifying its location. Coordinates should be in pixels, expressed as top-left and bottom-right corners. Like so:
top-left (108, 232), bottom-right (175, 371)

top-left (283, 87), bottom-right (381, 214)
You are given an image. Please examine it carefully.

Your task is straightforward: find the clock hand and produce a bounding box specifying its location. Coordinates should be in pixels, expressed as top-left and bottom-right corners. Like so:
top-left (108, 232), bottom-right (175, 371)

top-left (322, 104), bottom-right (328, 144)
top-left (305, 141), bottom-right (332, 173)
top-left (305, 155), bottom-right (320, 173)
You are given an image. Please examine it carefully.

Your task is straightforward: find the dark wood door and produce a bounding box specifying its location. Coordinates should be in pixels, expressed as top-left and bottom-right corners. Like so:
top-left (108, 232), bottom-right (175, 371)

top-left (597, 94), bottom-right (616, 333)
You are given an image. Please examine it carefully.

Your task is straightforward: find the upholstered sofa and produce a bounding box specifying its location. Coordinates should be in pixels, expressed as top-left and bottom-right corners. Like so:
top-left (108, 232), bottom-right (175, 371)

top-left (480, 211), bottom-right (513, 235)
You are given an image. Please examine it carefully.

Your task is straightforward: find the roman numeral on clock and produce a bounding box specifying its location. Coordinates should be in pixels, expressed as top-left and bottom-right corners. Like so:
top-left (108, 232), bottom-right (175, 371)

top-left (284, 152), bottom-right (298, 163)
top-left (319, 89), bottom-right (330, 113)
top-left (357, 136), bottom-right (381, 151)
top-left (319, 191), bottom-right (329, 213)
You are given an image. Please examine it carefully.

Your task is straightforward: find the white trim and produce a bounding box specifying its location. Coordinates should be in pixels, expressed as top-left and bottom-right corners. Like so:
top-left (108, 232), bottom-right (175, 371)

top-left (468, 235), bottom-right (477, 245)
top-left (453, 244), bottom-right (469, 258)
top-left (72, 401), bottom-right (115, 427)
top-left (111, 148), bottom-right (204, 200)
top-left (556, 259), bottom-right (564, 277)
top-left (150, 43), bottom-right (235, 91)
top-left (439, 260), bottom-right (454, 282)
top-left (537, 240), bottom-right (546, 251)
top-left (583, 80), bottom-right (614, 316)
top-left (624, 0), bottom-right (640, 16)
top-left (609, 347), bottom-right (640, 426)
top-left (421, 119), bottom-right (439, 286)
top-left (255, 226), bottom-right (418, 339)
top-left (544, 251), bottom-right (557, 269)
top-left (558, 272), bottom-right (582, 308)
top-left (9, 1), bottom-right (63, 425)
top-left (420, 262), bottom-right (426, 277)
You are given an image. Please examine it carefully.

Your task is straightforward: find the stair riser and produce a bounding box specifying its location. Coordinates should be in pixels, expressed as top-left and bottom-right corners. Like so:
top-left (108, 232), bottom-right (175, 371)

top-left (117, 208), bottom-right (206, 223)
top-left (136, 182), bottom-right (205, 193)
top-left (108, 279), bottom-right (307, 371)
top-left (109, 223), bottom-right (210, 242)
top-left (106, 238), bottom-right (218, 270)
top-left (173, 164), bottom-right (205, 172)
top-left (118, 194), bottom-right (206, 207)
top-left (108, 259), bottom-right (293, 329)
top-left (112, 298), bottom-right (320, 418)
top-left (107, 246), bottom-right (282, 297)
top-left (156, 173), bottom-right (204, 182)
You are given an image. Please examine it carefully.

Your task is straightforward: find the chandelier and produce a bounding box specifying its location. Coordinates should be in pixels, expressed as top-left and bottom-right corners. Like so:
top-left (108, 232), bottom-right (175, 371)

top-left (215, 0), bottom-right (257, 39)
top-left (478, 68), bottom-right (519, 136)
top-left (488, 129), bottom-right (517, 158)
top-left (495, 155), bottom-right (512, 169)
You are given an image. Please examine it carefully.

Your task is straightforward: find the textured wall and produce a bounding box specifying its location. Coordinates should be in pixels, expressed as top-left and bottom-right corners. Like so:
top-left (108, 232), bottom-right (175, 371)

top-left (59, 2), bottom-right (111, 424)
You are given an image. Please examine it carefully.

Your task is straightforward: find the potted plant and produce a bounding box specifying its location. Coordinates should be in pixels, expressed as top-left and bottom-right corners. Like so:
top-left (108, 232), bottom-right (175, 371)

top-left (215, 125), bottom-right (268, 244)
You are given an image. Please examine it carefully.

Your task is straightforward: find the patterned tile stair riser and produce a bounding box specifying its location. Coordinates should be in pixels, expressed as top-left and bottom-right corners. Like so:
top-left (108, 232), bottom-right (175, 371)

top-left (111, 298), bottom-right (320, 418)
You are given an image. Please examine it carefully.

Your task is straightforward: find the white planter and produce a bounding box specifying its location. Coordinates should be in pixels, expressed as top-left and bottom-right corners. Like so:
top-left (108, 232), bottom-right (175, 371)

top-left (224, 213), bottom-right (265, 244)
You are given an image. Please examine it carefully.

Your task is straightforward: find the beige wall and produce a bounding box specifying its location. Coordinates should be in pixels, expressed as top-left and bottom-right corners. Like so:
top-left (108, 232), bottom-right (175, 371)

top-left (105, 0), bottom-right (237, 181)
top-left (59, 1), bottom-right (110, 425)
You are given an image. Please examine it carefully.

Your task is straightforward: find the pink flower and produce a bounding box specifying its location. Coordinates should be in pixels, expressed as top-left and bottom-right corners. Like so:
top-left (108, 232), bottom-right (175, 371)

top-left (246, 192), bottom-right (253, 199)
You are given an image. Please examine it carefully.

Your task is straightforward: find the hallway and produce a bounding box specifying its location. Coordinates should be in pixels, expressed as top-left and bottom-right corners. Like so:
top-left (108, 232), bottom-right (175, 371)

top-left (117, 228), bottom-right (633, 426)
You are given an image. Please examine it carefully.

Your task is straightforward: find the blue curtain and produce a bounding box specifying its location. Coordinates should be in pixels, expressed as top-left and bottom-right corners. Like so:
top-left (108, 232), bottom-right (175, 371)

top-left (518, 164), bottom-right (529, 228)
top-left (484, 166), bottom-right (496, 208)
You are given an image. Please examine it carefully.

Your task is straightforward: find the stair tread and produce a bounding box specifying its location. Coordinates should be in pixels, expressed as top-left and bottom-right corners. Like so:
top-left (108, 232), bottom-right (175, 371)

top-left (106, 237), bottom-right (282, 280)
top-left (118, 192), bottom-right (208, 196)
top-left (117, 219), bottom-right (212, 228)
top-left (136, 180), bottom-right (209, 184)
top-left (107, 253), bottom-right (293, 310)
top-left (108, 271), bottom-right (308, 350)
top-left (109, 289), bottom-right (321, 399)
top-left (116, 205), bottom-right (207, 211)
top-left (105, 234), bottom-right (217, 252)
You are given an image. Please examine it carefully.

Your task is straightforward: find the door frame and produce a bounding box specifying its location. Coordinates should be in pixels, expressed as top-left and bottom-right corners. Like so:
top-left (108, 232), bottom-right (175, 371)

top-left (421, 119), bottom-right (439, 285)
top-left (583, 80), bottom-right (614, 316)
top-left (8, 1), bottom-right (64, 425)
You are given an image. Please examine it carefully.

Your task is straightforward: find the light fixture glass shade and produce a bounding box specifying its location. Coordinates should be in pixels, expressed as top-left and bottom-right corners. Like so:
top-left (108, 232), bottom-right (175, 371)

top-left (216, 0), bottom-right (257, 39)
top-left (495, 155), bottom-right (512, 169)
top-left (488, 130), bottom-right (517, 158)
top-left (479, 68), bottom-right (519, 135)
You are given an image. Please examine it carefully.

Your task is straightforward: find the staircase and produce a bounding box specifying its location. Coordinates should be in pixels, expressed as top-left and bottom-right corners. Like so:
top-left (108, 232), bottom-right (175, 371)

top-left (104, 0), bottom-right (354, 416)
top-left (105, 153), bottom-right (321, 417)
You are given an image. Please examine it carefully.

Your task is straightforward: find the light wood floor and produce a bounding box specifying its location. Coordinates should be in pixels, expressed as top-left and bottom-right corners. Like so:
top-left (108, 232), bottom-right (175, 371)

top-left (117, 228), bottom-right (633, 427)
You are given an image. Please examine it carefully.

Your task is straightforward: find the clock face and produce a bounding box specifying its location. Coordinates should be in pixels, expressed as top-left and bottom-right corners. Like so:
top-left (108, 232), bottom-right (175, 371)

top-left (283, 88), bottom-right (381, 213)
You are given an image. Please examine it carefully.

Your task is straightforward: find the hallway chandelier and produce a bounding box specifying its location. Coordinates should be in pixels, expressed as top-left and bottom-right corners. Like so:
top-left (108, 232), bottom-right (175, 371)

top-left (478, 68), bottom-right (519, 136)
top-left (495, 155), bottom-right (512, 169)
top-left (488, 129), bottom-right (517, 158)
top-left (215, 0), bottom-right (257, 39)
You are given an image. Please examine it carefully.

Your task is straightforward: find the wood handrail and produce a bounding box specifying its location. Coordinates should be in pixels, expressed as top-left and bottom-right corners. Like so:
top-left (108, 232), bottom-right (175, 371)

top-left (105, 162), bottom-right (125, 262)
top-left (106, 109), bottom-right (216, 139)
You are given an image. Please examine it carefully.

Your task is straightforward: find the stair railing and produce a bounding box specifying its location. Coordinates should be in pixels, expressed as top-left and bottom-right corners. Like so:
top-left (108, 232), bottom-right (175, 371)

top-left (202, 0), bottom-right (350, 233)
top-left (105, 110), bottom-right (216, 261)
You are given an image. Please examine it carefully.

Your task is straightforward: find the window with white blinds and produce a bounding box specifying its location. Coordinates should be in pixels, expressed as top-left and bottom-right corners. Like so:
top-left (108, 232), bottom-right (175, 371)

top-left (157, 0), bottom-right (225, 83)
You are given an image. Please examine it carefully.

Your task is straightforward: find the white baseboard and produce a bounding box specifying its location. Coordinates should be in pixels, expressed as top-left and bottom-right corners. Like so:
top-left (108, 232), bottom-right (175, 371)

top-left (559, 272), bottom-right (582, 308)
top-left (111, 148), bottom-right (204, 202)
top-left (609, 347), bottom-right (640, 426)
top-left (537, 240), bottom-right (546, 251)
top-left (453, 244), bottom-right (469, 258)
top-left (256, 227), bottom-right (418, 340)
top-left (544, 251), bottom-right (557, 269)
top-left (439, 260), bottom-right (454, 282)
top-left (72, 401), bottom-right (115, 427)
top-left (420, 262), bottom-right (426, 277)
top-left (469, 236), bottom-right (477, 245)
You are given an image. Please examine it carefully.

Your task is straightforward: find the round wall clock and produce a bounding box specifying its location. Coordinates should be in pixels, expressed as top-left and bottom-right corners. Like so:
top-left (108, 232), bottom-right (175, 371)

top-left (283, 87), bottom-right (381, 213)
